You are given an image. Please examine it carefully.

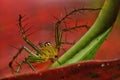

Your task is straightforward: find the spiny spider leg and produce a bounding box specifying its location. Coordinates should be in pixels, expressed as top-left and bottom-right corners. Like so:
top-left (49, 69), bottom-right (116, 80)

top-left (15, 59), bottom-right (36, 73)
top-left (16, 60), bottom-right (24, 73)
top-left (56, 25), bottom-right (89, 51)
top-left (55, 8), bottom-right (96, 51)
top-left (9, 46), bottom-right (39, 72)
top-left (55, 24), bottom-right (61, 51)
top-left (25, 60), bottom-right (36, 72)
top-left (61, 25), bottom-right (89, 45)
top-left (62, 25), bottom-right (89, 32)
top-left (61, 42), bottom-right (75, 45)
top-left (18, 15), bottom-right (41, 53)
top-left (9, 47), bottom-right (24, 68)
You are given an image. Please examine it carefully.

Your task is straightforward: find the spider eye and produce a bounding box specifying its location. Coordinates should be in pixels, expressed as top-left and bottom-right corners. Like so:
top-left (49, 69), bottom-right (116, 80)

top-left (45, 42), bottom-right (51, 46)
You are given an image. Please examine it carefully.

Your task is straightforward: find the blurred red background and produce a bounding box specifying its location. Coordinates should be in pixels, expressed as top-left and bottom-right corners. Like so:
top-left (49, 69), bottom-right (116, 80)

top-left (0, 0), bottom-right (120, 78)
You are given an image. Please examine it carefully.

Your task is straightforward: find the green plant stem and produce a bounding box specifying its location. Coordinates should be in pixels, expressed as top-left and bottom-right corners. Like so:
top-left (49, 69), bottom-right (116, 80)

top-left (49, 0), bottom-right (120, 68)
top-left (62, 27), bottom-right (112, 65)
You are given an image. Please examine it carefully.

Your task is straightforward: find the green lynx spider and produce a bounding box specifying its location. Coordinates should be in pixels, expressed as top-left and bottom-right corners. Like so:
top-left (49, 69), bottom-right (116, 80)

top-left (9, 8), bottom-right (100, 73)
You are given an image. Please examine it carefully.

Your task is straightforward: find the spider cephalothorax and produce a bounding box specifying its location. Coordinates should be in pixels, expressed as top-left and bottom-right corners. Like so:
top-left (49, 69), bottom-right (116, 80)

top-left (38, 42), bottom-right (58, 62)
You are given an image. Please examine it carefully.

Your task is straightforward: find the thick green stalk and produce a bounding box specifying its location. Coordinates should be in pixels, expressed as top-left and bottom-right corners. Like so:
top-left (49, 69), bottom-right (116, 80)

top-left (62, 27), bottom-right (112, 65)
top-left (49, 0), bottom-right (120, 68)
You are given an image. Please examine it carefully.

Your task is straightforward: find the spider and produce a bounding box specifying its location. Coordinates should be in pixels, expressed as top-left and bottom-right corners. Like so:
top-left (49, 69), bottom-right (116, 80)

top-left (9, 8), bottom-right (91, 73)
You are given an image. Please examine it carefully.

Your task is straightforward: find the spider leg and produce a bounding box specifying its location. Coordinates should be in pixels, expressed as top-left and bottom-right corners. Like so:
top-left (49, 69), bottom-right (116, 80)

top-left (62, 25), bottom-right (89, 32)
top-left (61, 25), bottom-right (89, 46)
top-left (25, 59), bottom-right (36, 72)
top-left (9, 47), bottom-right (24, 70)
top-left (56, 25), bottom-right (89, 52)
top-left (16, 58), bottom-right (37, 73)
top-left (61, 42), bottom-right (75, 45)
top-left (9, 46), bottom-right (39, 73)
top-left (16, 60), bottom-right (24, 73)
top-left (18, 15), bottom-right (41, 53)
top-left (55, 8), bottom-right (100, 51)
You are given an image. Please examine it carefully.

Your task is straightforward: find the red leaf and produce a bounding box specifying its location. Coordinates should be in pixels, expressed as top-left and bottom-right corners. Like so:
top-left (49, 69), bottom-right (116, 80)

top-left (2, 59), bottom-right (120, 80)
